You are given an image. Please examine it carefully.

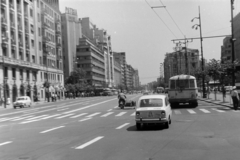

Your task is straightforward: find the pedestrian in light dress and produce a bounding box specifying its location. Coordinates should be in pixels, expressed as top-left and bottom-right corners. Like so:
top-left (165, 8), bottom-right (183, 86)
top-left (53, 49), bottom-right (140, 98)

top-left (231, 86), bottom-right (239, 110)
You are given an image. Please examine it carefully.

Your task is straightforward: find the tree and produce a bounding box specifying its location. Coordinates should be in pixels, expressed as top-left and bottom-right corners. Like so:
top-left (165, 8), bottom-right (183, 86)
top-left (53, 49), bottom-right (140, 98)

top-left (65, 68), bottom-right (86, 85)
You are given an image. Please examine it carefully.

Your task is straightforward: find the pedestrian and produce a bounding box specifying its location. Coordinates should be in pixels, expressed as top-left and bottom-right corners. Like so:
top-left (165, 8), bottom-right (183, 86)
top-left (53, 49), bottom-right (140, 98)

top-left (231, 86), bottom-right (239, 110)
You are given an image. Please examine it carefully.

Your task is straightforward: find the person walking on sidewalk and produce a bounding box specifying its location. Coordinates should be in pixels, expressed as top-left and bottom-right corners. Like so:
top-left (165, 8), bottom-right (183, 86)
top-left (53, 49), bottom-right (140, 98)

top-left (231, 86), bottom-right (239, 110)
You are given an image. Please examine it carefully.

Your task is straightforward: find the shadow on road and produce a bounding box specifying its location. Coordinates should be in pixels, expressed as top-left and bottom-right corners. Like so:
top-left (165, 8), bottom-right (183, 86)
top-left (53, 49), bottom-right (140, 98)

top-left (171, 104), bottom-right (197, 109)
top-left (127, 124), bottom-right (165, 131)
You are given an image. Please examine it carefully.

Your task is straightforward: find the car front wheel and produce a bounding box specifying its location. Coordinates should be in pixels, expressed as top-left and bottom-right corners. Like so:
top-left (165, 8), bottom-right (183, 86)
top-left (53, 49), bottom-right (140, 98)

top-left (165, 117), bottom-right (170, 129)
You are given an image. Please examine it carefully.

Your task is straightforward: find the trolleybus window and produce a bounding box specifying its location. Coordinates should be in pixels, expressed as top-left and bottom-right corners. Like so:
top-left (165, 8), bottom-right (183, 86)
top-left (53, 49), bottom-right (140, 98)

top-left (176, 79), bottom-right (189, 88)
top-left (170, 80), bottom-right (175, 89)
top-left (190, 79), bottom-right (195, 88)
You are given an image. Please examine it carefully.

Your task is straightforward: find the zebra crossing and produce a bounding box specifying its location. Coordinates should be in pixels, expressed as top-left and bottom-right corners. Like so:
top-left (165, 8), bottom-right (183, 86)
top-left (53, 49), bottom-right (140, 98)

top-left (0, 107), bottom-right (234, 124)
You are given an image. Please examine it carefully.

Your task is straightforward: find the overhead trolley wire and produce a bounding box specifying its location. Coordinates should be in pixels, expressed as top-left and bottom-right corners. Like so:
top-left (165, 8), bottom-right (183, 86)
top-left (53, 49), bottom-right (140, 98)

top-left (145, 0), bottom-right (178, 38)
top-left (159, 0), bottom-right (185, 37)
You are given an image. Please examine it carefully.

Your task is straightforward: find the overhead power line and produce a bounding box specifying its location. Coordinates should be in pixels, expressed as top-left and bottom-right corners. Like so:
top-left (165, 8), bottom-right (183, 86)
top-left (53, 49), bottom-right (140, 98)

top-left (145, 0), bottom-right (178, 38)
top-left (159, 0), bottom-right (185, 37)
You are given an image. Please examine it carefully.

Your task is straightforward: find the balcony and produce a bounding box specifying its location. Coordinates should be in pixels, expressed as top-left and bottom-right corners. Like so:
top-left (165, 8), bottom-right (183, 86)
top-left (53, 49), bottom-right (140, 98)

top-left (11, 39), bottom-right (16, 45)
top-left (18, 25), bottom-right (22, 31)
top-left (44, 23), bottom-right (50, 28)
top-left (9, 3), bottom-right (14, 9)
top-left (25, 28), bottom-right (29, 34)
top-left (56, 43), bottom-right (61, 48)
top-left (11, 22), bottom-right (15, 28)
top-left (25, 43), bottom-right (30, 49)
top-left (43, 36), bottom-right (51, 42)
top-left (17, 7), bottom-right (21, 14)
top-left (1, 0), bottom-right (6, 5)
top-left (1, 18), bottom-right (7, 25)
top-left (56, 30), bottom-right (61, 35)
top-left (19, 41), bottom-right (23, 47)
top-left (55, 18), bottom-right (60, 23)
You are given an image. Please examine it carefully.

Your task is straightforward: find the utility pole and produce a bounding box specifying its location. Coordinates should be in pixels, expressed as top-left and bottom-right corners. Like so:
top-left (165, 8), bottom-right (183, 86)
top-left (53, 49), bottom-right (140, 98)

top-left (231, 0), bottom-right (235, 86)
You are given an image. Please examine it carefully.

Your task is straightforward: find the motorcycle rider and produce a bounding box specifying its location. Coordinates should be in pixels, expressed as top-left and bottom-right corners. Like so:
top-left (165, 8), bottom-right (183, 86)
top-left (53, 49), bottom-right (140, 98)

top-left (118, 90), bottom-right (127, 107)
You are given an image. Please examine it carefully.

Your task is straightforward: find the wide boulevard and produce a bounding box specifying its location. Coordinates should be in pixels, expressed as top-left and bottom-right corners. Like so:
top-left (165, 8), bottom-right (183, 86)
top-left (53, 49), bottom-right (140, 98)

top-left (1, 94), bottom-right (240, 160)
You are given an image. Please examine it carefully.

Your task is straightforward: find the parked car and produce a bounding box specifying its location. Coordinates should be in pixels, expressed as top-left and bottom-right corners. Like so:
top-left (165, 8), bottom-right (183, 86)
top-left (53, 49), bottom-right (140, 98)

top-left (135, 94), bottom-right (172, 130)
top-left (13, 96), bottom-right (32, 109)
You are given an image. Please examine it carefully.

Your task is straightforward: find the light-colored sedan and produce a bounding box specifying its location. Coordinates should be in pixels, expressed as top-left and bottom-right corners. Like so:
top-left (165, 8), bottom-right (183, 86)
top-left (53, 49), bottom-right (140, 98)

top-left (13, 96), bottom-right (32, 109)
top-left (135, 94), bottom-right (172, 130)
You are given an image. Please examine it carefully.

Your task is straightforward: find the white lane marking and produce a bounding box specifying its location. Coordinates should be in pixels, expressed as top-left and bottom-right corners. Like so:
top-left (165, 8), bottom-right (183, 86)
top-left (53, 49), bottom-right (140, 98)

top-left (57, 108), bottom-right (69, 111)
top-left (107, 109), bottom-right (112, 112)
top-left (100, 112), bottom-right (114, 117)
top-left (174, 110), bottom-right (181, 114)
top-left (20, 119), bottom-right (42, 124)
top-left (25, 115), bottom-right (48, 121)
top-left (114, 106), bottom-right (118, 108)
top-left (211, 108), bottom-right (225, 113)
top-left (86, 112), bottom-right (101, 118)
top-left (115, 112), bottom-right (127, 117)
top-left (0, 141), bottom-right (12, 146)
top-left (199, 109), bottom-right (211, 113)
top-left (79, 118), bottom-right (92, 122)
top-left (40, 114), bottom-right (61, 120)
top-left (55, 114), bottom-right (74, 119)
top-left (11, 115), bottom-right (35, 121)
top-left (40, 126), bottom-right (65, 133)
top-left (116, 123), bottom-right (130, 129)
top-left (0, 117), bottom-right (20, 122)
top-left (187, 109), bottom-right (196, 114)
top-left (131, 112), bottom-right (135, 116)
top-left (70, 113), bottom-right (88, 118)
top-left (75, 136), bottom-right (104, 149)
top-left (63, 98), bottom-right (117, 114)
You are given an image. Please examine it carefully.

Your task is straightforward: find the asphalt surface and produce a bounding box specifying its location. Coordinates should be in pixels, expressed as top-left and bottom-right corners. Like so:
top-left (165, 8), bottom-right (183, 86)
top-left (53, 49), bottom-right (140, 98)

top-left (1, 95), bottom-right (240, 160)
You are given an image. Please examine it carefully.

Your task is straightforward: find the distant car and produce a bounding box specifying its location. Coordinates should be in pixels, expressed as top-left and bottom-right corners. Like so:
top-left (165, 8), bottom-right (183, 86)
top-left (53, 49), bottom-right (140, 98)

top-left (13, 96), bottom-right (32, 109)
top-left (143, 91), bottom-right (149, 95)
top-left (135, 94), bottom-right (172, 130)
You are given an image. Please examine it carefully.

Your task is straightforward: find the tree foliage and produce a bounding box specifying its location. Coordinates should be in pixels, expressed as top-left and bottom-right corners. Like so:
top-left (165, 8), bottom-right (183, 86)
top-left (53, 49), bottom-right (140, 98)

top-left (65, 68), bottom-right (87, 85)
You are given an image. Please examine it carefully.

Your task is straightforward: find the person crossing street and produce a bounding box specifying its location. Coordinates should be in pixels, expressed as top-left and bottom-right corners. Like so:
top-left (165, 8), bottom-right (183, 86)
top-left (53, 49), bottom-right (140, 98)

top-left (231, 86), bottom-right (239, 110)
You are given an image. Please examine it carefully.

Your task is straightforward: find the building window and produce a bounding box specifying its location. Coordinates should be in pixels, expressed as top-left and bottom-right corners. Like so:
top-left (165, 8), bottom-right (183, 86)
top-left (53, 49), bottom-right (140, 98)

top-left (32, 72), bottom-right (37, 81)
top-left (39, 42), bottom-right (41, 51)
top-left (26, 70), bottom-right (30, 80)
top-left (38, 27), bottom-right (41, 36)
top-left (20, 69), bottom-right (23, 80)
top-left (26, 52), bottom-right (30, 62)
top-left (30, 9), bottom-right (33, 17)
top-left (19, 51), bottom-right (23, 60)
top-left (40, 56), bottom-right (42, 64)
top-left (31, 39), bottom-right (34, 47)
top-left (12, 68), bottom-right (16, 79)
top-left (4, 67), bottom-right (8, 78)
top-left (32, 55), bottom-right (35, 63)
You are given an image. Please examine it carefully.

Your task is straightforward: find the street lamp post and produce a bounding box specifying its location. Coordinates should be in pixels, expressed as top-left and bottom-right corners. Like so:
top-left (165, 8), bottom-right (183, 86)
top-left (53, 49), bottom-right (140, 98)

top-left (230, 0), bottom-right (236, 86)
top-left (192, 6), bottom-right (206, 98)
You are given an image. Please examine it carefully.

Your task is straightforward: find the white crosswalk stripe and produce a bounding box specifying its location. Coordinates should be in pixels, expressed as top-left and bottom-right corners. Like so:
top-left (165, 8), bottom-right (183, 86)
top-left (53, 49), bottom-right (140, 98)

top-left (55, 114), bottom-right (74, 119)
top-left (199, 109), bottom-right (211, 113)
top-left (11, 115), bottom-right (35, 121)
top-left (187, 109), bottom-right (196, 114)
top-left (115, 112), bottom-right (127, 117)
top-left (101, 112), bottom-right (114, 117)
top-left (41, 114), bottom-right (61, 120)
top-left (131, 112), bottom-right (135, 116)
top-left (70, 113), bottom-right (88, 118)
top-left (24, 115), bottom-right (48, 121)
top-left (211, 108), bottom-right (225, 113)
top-left (174, 110), bottom-right (181, 114)
top-left (86, 112), bottom-right (101, 118)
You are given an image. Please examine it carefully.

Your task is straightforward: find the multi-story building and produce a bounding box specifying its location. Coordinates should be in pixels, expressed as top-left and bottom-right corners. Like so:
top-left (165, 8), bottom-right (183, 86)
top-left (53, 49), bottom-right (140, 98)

top-left (133, 69), bottom-right (140, 89)
top-left (61, 7), bottom-right (82, 80)
top-left (0, 0), bottom-right (64, 107)
top-left (126, 64), bottom-right (134, 89)
top-left (221, 36), bottom-right (232, 63)
top-left (113, 52), bottom-right (127, 88)
top-left (233, 12), bottom-right (240, 62)
top-left (114, 59), bottom-right (121, 87)
top-left (76, 36), bottom-right (105, 87)
top-left (80, 17), bottom-right (114, 87)
top-left (40, 0), bottom-right (64, 100)
top-left (164, 47), bottom-right (200, 84)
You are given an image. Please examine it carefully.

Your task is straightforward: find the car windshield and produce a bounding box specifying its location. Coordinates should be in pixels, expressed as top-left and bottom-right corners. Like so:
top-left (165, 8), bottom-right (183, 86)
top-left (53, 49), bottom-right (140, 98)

top-left (17, 98), bottom-right (26, 100)
top-left (139, 98), bottom-right (163, 107)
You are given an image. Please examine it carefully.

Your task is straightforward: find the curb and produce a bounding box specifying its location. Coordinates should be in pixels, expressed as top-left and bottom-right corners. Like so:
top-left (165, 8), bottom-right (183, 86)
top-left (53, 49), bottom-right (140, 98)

top-left (198, 98), bottom-right (232, 108)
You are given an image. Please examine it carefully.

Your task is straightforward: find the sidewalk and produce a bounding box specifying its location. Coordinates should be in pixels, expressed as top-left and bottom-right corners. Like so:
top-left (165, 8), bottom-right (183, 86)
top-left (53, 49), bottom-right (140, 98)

top-left (198, 92), bottom-right (233, 108)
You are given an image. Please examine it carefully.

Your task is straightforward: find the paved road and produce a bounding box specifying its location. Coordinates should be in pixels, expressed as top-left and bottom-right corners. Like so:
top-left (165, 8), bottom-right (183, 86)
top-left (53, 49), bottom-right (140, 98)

top-left (1, 95), bottom-right (240, 160)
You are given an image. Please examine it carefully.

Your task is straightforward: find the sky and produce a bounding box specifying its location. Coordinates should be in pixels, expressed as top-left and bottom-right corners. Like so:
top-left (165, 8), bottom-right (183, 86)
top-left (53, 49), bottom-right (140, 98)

top-left (59, 0), bottom-right (240, 84)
